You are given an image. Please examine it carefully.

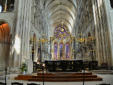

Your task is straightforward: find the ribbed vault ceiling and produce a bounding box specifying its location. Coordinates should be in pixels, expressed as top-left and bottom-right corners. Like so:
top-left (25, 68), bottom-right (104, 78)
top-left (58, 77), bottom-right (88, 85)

top-left (43, 0), bottom-right (76, 33)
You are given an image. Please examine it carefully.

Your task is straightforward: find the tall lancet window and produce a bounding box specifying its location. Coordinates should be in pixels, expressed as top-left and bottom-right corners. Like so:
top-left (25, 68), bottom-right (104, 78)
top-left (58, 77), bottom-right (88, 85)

top-left (60, 43), bottom-right (63, 59)
top-left (54, 42), bottom-right (58, 59)
top-left (66, 43), bottom-right (70, 59)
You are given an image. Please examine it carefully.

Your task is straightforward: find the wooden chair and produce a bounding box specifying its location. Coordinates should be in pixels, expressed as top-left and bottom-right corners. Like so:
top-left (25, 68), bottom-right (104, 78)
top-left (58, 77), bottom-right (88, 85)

top-left (99, 83), bottom-right (110, 85)
top-left (0, 82), bottom-right (5, 85)
top-left (27, 83), bottom-right (40, 85)
top-left (11, 82), bottom-right (23, 85)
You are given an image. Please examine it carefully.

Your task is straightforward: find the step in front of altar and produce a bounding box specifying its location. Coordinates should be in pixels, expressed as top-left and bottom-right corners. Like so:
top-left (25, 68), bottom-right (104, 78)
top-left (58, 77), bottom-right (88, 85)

top-left (15, 72), bottom-right (102, 82)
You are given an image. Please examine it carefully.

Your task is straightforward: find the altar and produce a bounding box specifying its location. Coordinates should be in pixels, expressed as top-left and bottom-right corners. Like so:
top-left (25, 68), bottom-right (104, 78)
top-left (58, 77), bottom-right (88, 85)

top-left (45, 60), bottom-right (83, 72)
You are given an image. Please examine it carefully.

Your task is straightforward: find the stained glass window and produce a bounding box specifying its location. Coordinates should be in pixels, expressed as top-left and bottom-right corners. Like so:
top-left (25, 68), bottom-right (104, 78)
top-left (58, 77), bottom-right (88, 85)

top-left (60, 43), bottom-right (63, 58)
top-left (66, 43), bottom-right (70, 59)
top-left (54, 24), bottom-right (70, 39)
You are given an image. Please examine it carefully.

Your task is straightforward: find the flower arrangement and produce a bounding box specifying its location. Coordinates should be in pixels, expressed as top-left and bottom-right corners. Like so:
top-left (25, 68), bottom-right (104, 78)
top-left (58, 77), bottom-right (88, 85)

top-left (20, 63), bottom-right (27, 74)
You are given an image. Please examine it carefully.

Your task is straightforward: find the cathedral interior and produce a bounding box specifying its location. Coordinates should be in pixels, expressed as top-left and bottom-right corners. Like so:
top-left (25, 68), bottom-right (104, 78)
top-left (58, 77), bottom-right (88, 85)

top-left (0, 0), bottom-right (113, 85)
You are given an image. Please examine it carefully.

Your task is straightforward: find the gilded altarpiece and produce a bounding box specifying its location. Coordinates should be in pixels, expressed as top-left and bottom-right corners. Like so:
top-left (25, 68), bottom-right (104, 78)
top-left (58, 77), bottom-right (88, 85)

top-left (51, 37), bottom-right (75, 60)
top-left (50, 24), bottom-right (75, 60)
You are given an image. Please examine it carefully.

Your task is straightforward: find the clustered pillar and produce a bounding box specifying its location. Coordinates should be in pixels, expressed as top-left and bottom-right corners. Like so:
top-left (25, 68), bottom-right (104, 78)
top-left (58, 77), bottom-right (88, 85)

top-left (92, 0), bottom-right (112, 67)
top-left (13, 0), bottom-right (32, 67)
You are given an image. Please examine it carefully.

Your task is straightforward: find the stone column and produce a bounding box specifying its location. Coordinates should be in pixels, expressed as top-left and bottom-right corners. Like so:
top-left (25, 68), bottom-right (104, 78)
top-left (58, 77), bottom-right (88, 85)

top-left (13, 0), bottom-right (32, 67)
top-left (104, 0), bottom-right (113, 67)
top-left (92, 0), bottom-right (112, 67)
top-left (51, 40), bottom-right (54, 60)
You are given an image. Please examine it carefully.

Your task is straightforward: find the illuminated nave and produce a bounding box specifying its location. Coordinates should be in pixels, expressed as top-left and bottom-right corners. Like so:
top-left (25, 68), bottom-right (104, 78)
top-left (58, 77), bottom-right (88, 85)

top-left (0, 0), bottom-right (113, 85)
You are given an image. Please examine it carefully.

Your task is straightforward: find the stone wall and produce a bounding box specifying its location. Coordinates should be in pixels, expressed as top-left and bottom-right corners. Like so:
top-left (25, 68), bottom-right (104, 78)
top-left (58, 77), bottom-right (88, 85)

top-left (0, 12), bottom-right (15, 71)
top-left (0, 12), bottom-right (14, 33)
